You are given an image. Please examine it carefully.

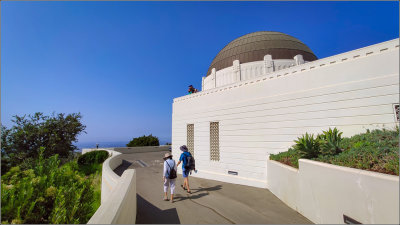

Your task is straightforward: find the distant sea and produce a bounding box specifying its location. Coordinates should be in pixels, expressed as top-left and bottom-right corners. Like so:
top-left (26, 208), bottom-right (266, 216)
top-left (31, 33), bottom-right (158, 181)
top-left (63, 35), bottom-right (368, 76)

top-left (75, 139), bottom-right (171, 152)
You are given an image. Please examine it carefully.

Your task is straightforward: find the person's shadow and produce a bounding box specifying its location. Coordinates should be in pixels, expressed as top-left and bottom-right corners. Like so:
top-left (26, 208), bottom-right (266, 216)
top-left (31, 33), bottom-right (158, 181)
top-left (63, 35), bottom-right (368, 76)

top-left (191, 184), bottom-right (222, 194)
top-left (173, 184), bottom-right (222, 202)
top-left (173, 192), bottom-right (209, 202)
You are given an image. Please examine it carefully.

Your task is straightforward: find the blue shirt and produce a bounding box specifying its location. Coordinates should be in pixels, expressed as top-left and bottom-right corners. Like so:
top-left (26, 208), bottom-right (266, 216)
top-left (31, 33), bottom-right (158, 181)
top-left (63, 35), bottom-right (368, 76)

top-left (179, 151), bottom-right (191, 170)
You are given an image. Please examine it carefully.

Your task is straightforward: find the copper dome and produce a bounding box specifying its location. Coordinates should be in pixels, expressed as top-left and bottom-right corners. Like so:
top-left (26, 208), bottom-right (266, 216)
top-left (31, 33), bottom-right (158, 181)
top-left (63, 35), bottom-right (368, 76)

top-left (206, 31), bottom-right (317, 76)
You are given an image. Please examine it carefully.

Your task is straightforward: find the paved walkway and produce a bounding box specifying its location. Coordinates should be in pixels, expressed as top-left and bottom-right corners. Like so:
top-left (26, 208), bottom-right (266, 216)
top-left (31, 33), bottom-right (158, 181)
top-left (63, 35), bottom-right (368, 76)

top-left (114, 150), bottom-right (313, 224)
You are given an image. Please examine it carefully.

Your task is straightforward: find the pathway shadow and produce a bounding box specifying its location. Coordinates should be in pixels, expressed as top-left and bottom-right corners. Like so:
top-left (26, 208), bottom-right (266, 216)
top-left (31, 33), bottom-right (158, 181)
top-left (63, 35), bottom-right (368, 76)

top-left (136, 194), bottom-right (181, 224)
top-left (114, 160), bottom-right (132, 176)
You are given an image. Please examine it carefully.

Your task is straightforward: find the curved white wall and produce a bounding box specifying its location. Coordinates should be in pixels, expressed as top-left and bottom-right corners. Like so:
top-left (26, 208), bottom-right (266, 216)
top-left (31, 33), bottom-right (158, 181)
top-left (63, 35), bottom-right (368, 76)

top-left (83, 146), bottom-right (169, 224)
top-left (88, 168), bottom-right (137, 224)
top-left (172, 39), bottom-right (399, 188)
top-left (85, 149), bottom-right (136, 224)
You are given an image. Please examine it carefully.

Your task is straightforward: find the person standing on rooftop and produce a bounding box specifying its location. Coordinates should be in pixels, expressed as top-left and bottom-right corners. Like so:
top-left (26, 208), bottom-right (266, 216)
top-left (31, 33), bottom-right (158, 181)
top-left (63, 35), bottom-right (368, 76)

top-left (188, 85), bottom-right (198, 94)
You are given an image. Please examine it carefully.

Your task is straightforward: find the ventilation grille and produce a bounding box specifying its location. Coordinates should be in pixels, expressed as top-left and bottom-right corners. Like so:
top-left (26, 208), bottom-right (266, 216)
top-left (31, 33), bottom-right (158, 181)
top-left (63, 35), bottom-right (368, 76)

top-left (210, 122), bottom-right (220, 161)
top-left (187, 124), bottom-right (194, 156)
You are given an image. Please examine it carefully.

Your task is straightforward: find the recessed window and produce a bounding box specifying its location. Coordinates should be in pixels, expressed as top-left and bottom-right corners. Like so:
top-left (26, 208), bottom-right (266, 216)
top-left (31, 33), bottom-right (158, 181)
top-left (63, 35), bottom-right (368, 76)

top-left (210, 122), bottom-right (220, 161)
top-left (394, 104), bottom-right (399, 122)
top-left (187, 124), bottom-right (194, 156)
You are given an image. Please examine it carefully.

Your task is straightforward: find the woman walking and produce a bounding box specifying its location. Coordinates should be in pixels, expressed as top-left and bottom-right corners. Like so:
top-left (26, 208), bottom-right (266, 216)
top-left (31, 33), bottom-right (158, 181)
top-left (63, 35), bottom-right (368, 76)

top-left (163, 152), bottom-right (177, 203)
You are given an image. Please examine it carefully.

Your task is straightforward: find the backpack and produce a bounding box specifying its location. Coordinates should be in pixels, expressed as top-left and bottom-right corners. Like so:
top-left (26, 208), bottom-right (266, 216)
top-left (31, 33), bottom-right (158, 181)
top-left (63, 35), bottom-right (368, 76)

top-left (184, 153), bottom-right (196, 171)
top-left (166, 161), bottom-right (177, 179)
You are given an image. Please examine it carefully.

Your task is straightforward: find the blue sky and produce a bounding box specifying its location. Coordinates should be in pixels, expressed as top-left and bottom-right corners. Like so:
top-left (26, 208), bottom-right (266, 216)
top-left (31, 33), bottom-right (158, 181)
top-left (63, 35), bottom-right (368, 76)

top-left (1, 1), bottom-right (399, 145)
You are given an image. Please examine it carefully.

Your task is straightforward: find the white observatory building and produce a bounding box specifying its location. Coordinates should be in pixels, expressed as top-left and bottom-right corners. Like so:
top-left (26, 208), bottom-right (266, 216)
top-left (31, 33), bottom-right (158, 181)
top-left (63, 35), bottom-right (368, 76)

top-left (171, 31), bottom-right (399, 188)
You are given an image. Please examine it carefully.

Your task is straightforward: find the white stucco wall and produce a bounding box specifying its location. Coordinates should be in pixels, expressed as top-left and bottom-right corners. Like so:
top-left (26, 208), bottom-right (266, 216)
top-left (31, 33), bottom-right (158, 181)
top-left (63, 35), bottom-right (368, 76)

top-left (172, 39), bottom-right (399, 188)
top-left (81, 148), bottom-right (124, 203)
top-left (267, 159), bottom-right (399, 224)
top-left (265, 159), bottom-right (299, 210)
top-left (88, 169), bottom-right (137, 224)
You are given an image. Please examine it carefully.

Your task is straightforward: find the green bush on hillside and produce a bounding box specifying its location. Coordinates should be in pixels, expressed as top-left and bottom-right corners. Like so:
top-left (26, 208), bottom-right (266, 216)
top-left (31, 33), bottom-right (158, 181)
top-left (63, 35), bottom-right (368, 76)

top-left (78, 150), bottom-right (109, 166)
top-left (1, 148), bottom-right (102, 224)
top-left (270, 128), bottom-right (399, 175)
top-left (127, 134), bottom-right (159, 147)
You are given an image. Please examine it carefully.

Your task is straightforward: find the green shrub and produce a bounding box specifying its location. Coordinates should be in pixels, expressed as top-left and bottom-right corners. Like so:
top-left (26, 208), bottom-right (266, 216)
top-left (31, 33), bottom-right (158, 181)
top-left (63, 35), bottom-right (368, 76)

top-left (77, 150), bottom-right (109, 166)
top-left (316, 128), bottom-right (399, 175)
top-left (1, 148), bottom-right (102, 224)
top-left (319, 127), bottom-right (343, 156)
top-left (269, 128), bottom-right (399, 175)
top-left (270, 147), bottom-right (301, 168)
top-left (127, 134), bottom-right (159, 147)
top-left (294, 133), bottom-right (320, 159)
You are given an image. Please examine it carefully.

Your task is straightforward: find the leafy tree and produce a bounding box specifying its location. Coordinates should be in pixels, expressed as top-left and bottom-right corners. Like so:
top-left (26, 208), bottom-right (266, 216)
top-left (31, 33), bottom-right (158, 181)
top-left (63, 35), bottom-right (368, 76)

top-left (126, 134), bottom-right (159, 147)
top-left (1, 112), bottom-right (86, 172)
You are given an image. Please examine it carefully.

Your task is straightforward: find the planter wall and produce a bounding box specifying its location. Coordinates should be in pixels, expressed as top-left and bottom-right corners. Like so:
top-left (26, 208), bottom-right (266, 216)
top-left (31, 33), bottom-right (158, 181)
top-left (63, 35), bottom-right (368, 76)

top-left (267, 158), bottom-right (399, 224)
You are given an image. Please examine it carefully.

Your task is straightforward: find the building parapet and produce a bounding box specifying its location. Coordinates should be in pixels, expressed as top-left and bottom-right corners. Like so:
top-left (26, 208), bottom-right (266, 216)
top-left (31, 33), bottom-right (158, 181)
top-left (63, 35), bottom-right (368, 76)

top-left (174, 38), bottom-right (399, 103)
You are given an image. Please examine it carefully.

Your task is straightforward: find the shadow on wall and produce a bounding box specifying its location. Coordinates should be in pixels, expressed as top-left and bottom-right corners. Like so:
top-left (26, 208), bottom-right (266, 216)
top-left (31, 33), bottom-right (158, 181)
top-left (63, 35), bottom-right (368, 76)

top-left (136, 194), bottom-right (181, 224)
top-left (114, 160), bottom-right (133, 176)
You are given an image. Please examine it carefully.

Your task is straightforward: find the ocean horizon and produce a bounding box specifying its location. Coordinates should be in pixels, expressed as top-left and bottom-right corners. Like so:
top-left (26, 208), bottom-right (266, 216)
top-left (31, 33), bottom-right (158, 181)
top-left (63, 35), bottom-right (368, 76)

top-left (75, 139), bottom-right (171, 152)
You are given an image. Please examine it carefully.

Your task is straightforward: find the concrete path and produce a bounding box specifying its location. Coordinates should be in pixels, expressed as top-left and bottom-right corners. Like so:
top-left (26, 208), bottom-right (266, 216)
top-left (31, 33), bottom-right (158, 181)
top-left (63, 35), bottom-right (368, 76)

top-left (114, 150), bottom-right (313, 224)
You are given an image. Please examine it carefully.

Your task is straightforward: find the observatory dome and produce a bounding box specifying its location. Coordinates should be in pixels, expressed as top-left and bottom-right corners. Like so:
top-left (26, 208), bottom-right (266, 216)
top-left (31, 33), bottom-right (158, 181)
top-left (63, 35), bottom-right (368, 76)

top-left (206, 31), bottom-right (317, 76)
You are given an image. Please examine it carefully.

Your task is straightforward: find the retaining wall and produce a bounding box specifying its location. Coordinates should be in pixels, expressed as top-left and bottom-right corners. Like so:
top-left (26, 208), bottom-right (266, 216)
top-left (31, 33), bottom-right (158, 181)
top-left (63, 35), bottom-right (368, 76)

top-left (84, 149), bottom-right (136, 224)
top-left (84, 146), bottom-right (169, 224)
top-left (266, 158), bottom-right (399, 224)
top-left (88, 168), bottom-right (137, 224)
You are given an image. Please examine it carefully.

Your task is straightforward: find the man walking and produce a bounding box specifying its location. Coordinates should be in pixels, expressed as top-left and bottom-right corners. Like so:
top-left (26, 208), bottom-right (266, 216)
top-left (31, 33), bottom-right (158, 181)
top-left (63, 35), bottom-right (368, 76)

top-left (177, 145), bottom-right (192, 194)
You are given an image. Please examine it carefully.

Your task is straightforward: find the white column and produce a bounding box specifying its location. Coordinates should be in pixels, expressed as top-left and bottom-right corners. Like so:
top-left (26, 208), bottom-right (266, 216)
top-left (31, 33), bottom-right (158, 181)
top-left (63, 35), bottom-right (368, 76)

top-left (211, 68), bottom-right (216, 88)
top-left (263, 54), bottom-right (274, 74)
top-left (294, 54), bottom-right (304, 65)
top-left (233, 60), bottom-right (241, 82)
